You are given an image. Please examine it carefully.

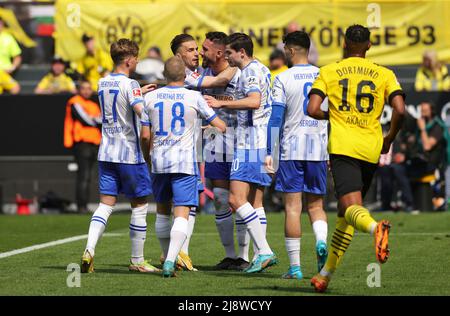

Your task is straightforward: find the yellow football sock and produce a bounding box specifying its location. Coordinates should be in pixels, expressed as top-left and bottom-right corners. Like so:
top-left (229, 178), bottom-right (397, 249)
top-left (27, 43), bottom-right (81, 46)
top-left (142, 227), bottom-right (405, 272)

top-left (344, 205), bottom-right (377, 234)
top-left (321, 216), bottom-right (354, 276)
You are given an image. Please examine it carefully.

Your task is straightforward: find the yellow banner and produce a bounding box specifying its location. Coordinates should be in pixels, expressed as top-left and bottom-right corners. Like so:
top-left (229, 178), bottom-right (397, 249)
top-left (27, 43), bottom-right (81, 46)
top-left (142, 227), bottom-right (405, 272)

top-left (0, 8), bottom-right (36, 48)
top-left (55, 0), bottom-right (450, 66)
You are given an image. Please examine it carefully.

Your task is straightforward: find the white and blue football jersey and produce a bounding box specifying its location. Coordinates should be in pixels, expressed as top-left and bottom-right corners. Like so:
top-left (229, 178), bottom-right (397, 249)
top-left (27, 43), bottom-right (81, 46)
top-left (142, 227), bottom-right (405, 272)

top-left (184, 67), bottom-right (204, 90)
top-left (142, 86), bottom-right (217, 175)
top-left (97, 73), bottom-right (145, 164)
top-left (236, 60), bottom-right (272, 150)
top-left (200, 67), bottom-right (240, 159)
top-left (271, 64), bottom-right (328, 161)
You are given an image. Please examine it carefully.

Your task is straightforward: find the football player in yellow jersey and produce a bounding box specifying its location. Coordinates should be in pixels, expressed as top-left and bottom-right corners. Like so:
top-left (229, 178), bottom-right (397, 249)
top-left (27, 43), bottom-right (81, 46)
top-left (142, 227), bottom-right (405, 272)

top-left (307, 25), bottom-right (406, 293)
top-left (75, 34), bottom-right (113, 91)
top-left (0, 69), bottom-right (19, 94)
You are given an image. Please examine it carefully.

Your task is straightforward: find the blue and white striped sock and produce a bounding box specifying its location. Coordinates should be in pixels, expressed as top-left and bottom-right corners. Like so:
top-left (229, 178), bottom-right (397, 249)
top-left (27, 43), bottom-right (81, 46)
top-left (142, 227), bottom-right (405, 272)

top-left (236, 202), bottom-right (272, 256)
top-left (129, 204), bottom-right (148, 264)
top-left (253, 207), bottom-right (267, 260)
top-left (235, 214), bottom-right (250, 262)
top-left (166, 217), bottom-right (188, 263)
top-left (86, 203), bottom-right (113, 256)
top-left (215, 209), bottom-right (236, 259)
top-left (155, 213), bottom-right (171, 259)
top-left (181, 207), bottom-right (196, 255)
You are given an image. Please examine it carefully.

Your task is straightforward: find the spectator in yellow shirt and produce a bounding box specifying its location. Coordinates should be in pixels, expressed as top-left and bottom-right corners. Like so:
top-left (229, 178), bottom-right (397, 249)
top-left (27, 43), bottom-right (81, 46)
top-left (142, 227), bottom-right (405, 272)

top-left (0, 69), bottom-right (20, 94)
top-left (269, 49), bottom-right (288, 85)
top-left (35, 57), bottom-right (76, 94)
top-left (415, 50), bottom-right (450, 92)
top-left (75, 34), bottom-right (113, 91)
top-left (0, 17), bottom-right (22, 74)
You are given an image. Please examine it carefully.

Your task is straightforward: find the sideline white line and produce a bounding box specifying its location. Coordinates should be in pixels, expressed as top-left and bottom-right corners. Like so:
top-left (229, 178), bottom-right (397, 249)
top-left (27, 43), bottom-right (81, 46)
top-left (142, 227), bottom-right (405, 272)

top-left (0, 233), bottom-right (123, 259)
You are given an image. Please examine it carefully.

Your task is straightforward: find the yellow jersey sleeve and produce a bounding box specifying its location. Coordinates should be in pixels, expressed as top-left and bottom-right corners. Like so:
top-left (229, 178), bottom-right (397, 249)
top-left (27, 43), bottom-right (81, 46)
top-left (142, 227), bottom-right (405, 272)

top-left (384, 69), bottom-right (405, 103)
top-left (310, 70), bottom-right (328, 99)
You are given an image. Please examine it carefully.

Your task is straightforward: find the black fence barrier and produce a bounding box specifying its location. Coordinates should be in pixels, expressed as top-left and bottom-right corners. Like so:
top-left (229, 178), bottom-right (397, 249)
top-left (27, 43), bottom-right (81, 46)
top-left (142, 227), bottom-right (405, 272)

top-left (0, 91), bottom-right (449, 210)
top-left (0, 94), bottom-right (73, 156)
top-left (1, 91), bottom-right (450, 156)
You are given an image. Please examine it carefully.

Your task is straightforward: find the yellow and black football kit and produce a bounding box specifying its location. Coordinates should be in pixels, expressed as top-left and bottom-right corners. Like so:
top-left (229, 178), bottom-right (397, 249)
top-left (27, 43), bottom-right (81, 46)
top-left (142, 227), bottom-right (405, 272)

top-left (309, 57), bottom-right (400, 287)
top-left (310, 56), bottom-right (404, 164)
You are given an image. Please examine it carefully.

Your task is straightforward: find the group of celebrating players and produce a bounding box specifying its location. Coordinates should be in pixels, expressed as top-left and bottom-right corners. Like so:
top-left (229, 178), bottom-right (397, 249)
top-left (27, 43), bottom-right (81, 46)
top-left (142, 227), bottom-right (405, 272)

top-left (80, 24), bottom-right (406, 293)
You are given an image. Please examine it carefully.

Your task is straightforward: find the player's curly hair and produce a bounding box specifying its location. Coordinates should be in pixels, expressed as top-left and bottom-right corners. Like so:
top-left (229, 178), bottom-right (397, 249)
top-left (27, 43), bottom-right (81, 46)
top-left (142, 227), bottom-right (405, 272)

top-left (225, 33), bottom-right (253, 57)
top-left (345, 24), bottom-right (371, 43)
top-left (110, 38), bottom-right (139, 65)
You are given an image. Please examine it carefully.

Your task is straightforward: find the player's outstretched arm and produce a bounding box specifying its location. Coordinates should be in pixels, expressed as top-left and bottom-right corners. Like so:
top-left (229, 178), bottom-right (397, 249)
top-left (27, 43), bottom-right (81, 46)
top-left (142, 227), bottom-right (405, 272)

top-left (204, 92), bottom-right (260, 110)
top-left (307, 94), bottom-right (328, 120)
top-left (208, 117), bottom-right (226, 133)
top-left (382, 94), bottom-right (405, 154)
top-left (140, 125), bottom-right (152, 163)
top-left (199, 67), bottom-right (237, 88)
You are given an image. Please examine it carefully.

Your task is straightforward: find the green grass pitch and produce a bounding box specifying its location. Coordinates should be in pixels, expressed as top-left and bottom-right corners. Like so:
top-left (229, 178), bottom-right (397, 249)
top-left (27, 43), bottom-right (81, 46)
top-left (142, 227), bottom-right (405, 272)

top-left (0, 212), bottom-right (449, 295)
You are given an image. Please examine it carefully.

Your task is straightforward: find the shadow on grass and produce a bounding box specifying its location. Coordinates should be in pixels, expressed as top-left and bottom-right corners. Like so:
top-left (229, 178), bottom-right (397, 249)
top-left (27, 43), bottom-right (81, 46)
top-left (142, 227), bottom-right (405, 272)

top-left (197, 269), bottom-right (314, 280)
top-left (41, 264), bottom-right (162, 277)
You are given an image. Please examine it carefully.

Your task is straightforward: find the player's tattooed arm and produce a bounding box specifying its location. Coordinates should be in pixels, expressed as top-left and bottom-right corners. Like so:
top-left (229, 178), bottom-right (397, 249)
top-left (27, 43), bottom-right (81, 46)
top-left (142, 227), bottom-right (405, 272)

top-left (199, 67), bottom-right (237, 88)
top-left (204, 92), bottom-right (260, 110)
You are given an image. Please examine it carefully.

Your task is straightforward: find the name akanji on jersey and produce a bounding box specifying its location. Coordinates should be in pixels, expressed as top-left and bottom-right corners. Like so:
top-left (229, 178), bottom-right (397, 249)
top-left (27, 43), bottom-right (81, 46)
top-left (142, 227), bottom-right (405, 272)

top-left (310, 57), bottom-right (404, 164)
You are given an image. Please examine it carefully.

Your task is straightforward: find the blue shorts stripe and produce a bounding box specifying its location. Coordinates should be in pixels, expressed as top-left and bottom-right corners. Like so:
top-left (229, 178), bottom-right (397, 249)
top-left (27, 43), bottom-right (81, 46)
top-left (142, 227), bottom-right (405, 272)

top-left (243, 214), bottom-right (259, 224)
